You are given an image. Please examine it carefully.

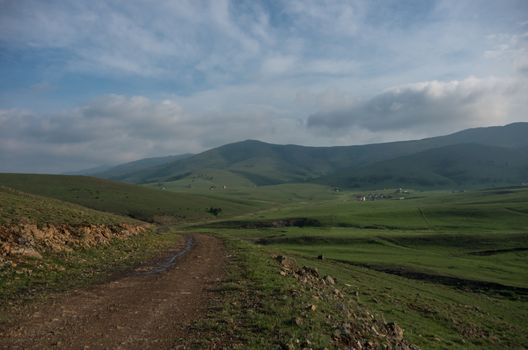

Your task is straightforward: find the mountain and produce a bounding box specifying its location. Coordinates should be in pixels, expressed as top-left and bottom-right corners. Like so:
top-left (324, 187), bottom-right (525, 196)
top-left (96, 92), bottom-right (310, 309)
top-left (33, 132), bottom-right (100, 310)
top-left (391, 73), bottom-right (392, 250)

top-left (89, 122), bottom-right (528, 189)
top-left (92, 154), bottom-right (193, 182)
top-left (64, 164), bottom-right (114, 176)
top-left (317, 144), bottom-right (528, 189)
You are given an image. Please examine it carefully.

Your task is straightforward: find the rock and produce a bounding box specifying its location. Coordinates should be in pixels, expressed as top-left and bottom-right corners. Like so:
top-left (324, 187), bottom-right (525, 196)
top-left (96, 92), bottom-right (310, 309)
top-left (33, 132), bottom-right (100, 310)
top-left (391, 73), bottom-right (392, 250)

top-left (324, 275), bottom-right (335, 285)
top-left (333, 329), bottom-right (341, 339)
top-left (386, 322), bottom-right (404, 341)
top-left (306, 304), bottom-right (317, 312)
top-left (275, 255), bottom-right (297, 270)
top-left (11, 247), bottom-right (42, 259)
top-left (293, 317), bottom-right (303, 326)
top-left (275, 255), bottom-right (287, 264)
top-left (299, 266), bottom-right (319, 277)
top-left (280, 343), bottom-right (295, 350)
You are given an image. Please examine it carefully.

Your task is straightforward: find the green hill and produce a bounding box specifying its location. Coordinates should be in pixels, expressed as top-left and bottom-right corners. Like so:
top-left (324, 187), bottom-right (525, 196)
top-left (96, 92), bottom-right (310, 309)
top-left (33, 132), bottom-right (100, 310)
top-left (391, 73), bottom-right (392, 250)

top-left (0, 186), bottom-right (139, 227)
top-left (90, 122), bottom-right (528, 189)
top-left (80, 154), bottom-right (193, 182)
top-left (318, 144), bottom-right (528, 189)
top-left (0, 174), bottom-right (259, 223)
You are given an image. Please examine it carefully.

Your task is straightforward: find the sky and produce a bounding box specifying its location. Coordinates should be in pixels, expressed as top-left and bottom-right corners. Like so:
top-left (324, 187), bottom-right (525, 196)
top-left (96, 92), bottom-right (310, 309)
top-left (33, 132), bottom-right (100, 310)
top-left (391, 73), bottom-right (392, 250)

top-left (0, 0), bottom-right (527, 173)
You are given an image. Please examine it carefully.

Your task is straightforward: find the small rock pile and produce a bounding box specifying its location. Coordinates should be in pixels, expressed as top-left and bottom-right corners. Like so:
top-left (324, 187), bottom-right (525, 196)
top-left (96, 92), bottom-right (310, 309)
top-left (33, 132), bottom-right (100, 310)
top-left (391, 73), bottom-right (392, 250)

top-left (274, 255), bottom-right (419, 350)
top-left (0, 223), bottom-right (150, 265)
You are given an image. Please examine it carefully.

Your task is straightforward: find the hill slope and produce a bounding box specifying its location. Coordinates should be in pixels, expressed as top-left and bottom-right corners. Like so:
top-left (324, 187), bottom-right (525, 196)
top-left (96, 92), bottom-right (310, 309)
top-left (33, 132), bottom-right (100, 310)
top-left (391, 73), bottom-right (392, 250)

top-left (0, 174), bottom-right (258, 222)
top-left (318, 144), bottom-right (528, 189)
top-left (97, 122), bottom-right (528, 188)
top-left (84, 154), bottom-right (193, 182)
top-left (0, 186), bottom-right (150, 263)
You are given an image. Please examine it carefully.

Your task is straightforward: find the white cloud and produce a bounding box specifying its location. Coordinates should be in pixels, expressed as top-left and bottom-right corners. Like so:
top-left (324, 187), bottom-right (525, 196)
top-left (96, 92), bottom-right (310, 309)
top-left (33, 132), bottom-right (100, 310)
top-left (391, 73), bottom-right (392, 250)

top-left (307, 76), bottom-right (528, 134)
top-left (2, 74), bottom-right (527, 173)
top-left (1, 1), bottom-right (528, 172)
top-left (0, 94), bottom-right (309, 172)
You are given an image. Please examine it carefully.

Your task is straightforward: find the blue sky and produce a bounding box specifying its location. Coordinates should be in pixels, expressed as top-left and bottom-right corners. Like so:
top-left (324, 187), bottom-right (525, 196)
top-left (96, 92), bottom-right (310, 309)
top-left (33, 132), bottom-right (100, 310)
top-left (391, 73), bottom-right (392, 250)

top-left (1, 0), bottom-right (527, 172)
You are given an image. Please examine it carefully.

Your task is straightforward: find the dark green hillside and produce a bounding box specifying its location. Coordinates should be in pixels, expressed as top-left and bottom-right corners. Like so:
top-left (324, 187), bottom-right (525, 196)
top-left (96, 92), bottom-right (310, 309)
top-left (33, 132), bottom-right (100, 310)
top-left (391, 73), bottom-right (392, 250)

top-left (433, 122), bottom-right (528, 148)
top-left (116, 140), bottom-right (349, 185)
top-left (318, 144), bottom-right (528, 189)
top-left (94, 123), bottom-right (528, 188)
top-left (89, 154), bottom-right (193, 182)
top-left (0, 174), bottom-right (257, 222)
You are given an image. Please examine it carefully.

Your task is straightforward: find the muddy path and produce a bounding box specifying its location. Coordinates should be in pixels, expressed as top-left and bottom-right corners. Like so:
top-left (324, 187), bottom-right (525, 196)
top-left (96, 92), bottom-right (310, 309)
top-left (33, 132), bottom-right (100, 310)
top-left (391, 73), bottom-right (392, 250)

top-left (0, 233), bottom-right (225, 350)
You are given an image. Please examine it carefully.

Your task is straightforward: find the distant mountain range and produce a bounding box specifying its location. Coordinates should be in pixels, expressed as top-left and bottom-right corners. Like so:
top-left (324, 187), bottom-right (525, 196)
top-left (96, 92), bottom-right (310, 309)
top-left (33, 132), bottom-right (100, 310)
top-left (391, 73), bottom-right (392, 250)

top-left (88, 123), bottom-right (528, 189)
top-left (72, 154), bottom-right (193, 181)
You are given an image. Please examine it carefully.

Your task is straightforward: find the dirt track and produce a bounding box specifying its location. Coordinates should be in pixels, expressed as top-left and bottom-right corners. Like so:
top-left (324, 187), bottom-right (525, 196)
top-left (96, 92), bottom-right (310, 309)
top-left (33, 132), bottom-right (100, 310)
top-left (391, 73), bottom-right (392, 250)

top-left (0, 233), bottom-right (225, 350)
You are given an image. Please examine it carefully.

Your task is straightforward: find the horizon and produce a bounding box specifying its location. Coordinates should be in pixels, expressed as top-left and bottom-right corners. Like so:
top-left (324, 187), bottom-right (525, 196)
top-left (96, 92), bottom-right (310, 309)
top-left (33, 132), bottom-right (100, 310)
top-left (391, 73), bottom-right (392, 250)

top-left (5, 120), bottom-right (523, 175)
top-left (1, 1), bottom-right (527, 173)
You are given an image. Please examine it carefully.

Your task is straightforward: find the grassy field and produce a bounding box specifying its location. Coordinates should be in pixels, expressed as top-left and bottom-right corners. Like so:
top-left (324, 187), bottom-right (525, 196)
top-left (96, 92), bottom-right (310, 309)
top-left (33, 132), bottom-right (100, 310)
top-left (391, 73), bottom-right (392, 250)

top-left (1, 171), bottom-right (527, 348)
top-left (0, 186), bottom-right (138, 226)
top-left (151, 180), bottom-right (342, 206)
top-left (194, 186), bottom-right (528, 349)
top-left (0, 173), bottom-right (260, 223)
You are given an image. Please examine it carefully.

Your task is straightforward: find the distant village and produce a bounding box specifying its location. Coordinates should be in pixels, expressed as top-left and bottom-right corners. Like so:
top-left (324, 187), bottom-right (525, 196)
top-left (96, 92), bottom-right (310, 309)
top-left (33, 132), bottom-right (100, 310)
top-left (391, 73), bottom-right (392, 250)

top-left (354, 188), bottom-right (410, 201)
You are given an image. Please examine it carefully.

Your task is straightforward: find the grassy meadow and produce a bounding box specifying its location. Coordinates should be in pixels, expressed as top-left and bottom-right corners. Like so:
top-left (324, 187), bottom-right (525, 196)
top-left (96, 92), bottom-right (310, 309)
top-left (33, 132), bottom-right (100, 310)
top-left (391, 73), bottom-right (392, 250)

top-left (0, 173), bottom-right (260, 223)
top-left (192, 185), bottom-right (528, 349)
top-left (1, 171), bottom-right (527, 348)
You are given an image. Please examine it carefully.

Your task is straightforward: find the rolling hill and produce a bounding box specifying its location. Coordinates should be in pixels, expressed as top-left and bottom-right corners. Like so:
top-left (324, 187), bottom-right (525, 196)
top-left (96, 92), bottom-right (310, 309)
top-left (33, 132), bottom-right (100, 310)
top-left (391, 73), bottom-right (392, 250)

top-left (317, 144), bottom-right (528, 189)
top-left (0, 174), bottom-right (259, 223)
top-left (89, 122), bottom-right (528, 189)
top-left (76, 154), bottom-right (193, 181)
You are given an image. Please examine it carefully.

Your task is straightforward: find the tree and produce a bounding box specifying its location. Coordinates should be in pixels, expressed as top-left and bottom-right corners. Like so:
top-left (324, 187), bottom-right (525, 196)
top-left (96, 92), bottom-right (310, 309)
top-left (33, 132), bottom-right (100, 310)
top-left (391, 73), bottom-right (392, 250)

top-left (207, 207), bottom-right (222, 216)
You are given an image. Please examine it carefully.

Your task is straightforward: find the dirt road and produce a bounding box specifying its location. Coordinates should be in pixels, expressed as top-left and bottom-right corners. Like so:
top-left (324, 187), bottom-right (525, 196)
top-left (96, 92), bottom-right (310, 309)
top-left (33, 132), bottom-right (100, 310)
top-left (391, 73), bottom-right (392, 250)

top-left (0, 233), bottom-right (225, 350)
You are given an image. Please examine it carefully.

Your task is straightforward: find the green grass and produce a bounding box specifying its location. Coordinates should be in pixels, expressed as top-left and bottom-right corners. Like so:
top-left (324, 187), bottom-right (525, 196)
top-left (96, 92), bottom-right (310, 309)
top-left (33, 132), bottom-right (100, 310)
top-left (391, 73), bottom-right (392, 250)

top-left (195, 186), bottom-right (528, 349)
top-left (0, 173), bottom-right (260, 223)
top-left (188, 238), bottom-right (331, 348)
top-left (232, 187), bottom-right (528, 232)
top-left (0, 186), bottom-right (138, 226)
top-left (189, 237), bottom-right (405, 349)
top-left (153, 181), bottom-right (342, 206)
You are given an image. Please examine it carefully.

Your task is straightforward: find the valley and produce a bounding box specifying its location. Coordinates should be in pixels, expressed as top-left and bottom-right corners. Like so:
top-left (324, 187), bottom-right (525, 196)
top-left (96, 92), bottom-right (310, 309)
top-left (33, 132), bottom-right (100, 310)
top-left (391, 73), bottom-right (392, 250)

top-left (1, 123), bottom-right (527, 349)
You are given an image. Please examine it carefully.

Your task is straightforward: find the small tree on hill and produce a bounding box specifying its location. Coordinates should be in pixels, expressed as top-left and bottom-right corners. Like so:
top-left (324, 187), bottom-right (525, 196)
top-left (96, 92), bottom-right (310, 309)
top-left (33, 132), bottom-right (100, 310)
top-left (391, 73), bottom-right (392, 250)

top-left (207, 207), bottom-right (222, 216)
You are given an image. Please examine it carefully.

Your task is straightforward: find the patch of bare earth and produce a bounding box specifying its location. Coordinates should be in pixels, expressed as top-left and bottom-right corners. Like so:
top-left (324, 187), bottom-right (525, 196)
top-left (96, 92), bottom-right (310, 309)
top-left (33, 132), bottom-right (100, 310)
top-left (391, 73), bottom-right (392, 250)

top-left (0, 233), bottom-right (225, 350)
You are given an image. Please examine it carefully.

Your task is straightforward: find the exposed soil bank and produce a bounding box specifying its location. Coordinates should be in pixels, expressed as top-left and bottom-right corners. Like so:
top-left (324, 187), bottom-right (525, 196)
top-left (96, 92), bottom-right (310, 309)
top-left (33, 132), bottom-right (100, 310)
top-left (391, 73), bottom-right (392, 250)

top-left (0, 223), bottom-right (151, 263)
top-left (0, 233), bottom-right (225, 350)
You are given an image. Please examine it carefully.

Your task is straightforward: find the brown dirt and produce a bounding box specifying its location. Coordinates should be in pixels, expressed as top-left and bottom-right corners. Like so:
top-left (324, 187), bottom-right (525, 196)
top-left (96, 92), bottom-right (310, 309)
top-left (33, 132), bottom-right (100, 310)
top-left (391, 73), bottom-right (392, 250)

top-left (0, 223), bottom-right (151, 262)
top-left (0, 233), bottom-right (225, 350)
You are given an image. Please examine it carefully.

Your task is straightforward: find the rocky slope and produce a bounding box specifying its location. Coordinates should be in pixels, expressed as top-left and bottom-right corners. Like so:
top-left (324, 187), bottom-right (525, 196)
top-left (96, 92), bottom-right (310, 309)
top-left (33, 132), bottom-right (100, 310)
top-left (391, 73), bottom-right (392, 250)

top-left (0, 222), bottom-right (150, 265)
top-left (276, 255), bottom-right (419, 349)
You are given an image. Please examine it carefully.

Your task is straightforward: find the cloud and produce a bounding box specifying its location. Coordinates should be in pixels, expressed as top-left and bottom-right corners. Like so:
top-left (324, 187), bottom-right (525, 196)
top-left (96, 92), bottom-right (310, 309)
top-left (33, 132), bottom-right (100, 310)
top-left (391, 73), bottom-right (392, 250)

top-left (0, 0), bottom-right (268, 79)
top-left (484, 31), bottom-right (528, 74)
top-left (0, 94), bottom-right (308, 172)
top-left (307, 76), bottom-right (528, 134)
top-left (2, 74), bottom-right (527, 173)
top-left (1, 1), bottom-right (528, 172)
